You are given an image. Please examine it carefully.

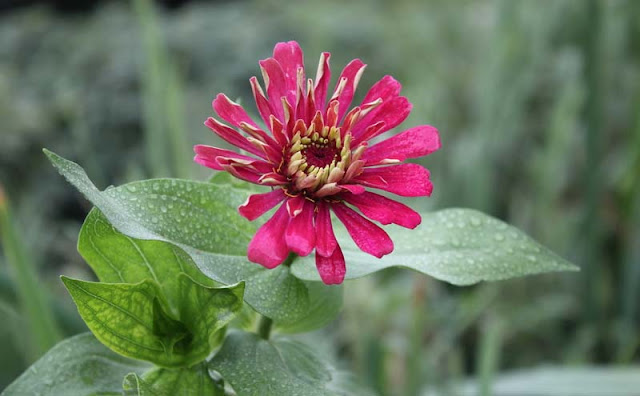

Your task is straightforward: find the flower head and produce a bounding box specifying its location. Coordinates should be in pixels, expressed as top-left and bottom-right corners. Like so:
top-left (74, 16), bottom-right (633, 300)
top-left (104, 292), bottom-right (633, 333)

top-left (195, 41), bottom-right (440, 285)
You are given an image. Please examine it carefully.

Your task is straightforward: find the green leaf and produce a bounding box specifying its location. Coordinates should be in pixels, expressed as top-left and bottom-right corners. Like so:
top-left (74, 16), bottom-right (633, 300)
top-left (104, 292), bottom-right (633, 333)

top-left (209, 330), bottom-right (376, 396)
top-left (46, 149), bottom-right (342, 331)
top-left (62, 275), bottom-right (244, 368)
top-left (78, 208), bottom-right (216, 311)
top-left (291, 208), bottom-right (578, 285)
top-left (123, 364), bottom-right (224, 396)
top-left (1, 333), bottom-right (150, 396)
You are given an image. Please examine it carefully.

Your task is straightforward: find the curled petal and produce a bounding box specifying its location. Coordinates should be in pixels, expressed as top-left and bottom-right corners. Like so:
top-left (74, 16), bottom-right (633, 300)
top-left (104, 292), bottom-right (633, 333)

top-left (352, 97), bottom-right (412, 141)
top-left (215, 155), bottom-right (273, 174)
top-left (239, 189), bottom-right (286, 221)
top-left (204, 117), bottom-right (266, 159)
top-left (247, 203), bottom-right (290, 268)
top-left (273, 41), bottom-right (304, 107)
top-left (213, 94), bottom-right (259, 129)
top-left (339, 184), bottom-right (366, 195)
top-left (360, 75), bottom-right (402, 106)
top-left (221, 163), bottom-right (266, 185)
top-left (353, 121), bottom-right (385, 146)
top-left (250, 77), bottom-right (276, 128)
top-left (258, 172), bottom-right (289, 186)
top-left (194, 145), bottom-right (261, 171)
top-left (286, 195), bottom-right (305, 217)
top-left (343, 191), bottom-right (421, 229)
top-left (333, 59), bottom-right (367, 122)
top-left (354, 164), bottom-right (433, 197)
top-left (315, 244), bottom-right (346, 285)
top-left (315, 201), bottom-right (337, 257)
top-left (313, 52), bottom-right (331, 111)
top-left (363, 125), bottom-right (440, 165)
top-left (332, 202), bottom-right (394, 258)
top-left (285, 200), bottom-right (316, 256)
top-left (259, 58), bottom-right (288, 122)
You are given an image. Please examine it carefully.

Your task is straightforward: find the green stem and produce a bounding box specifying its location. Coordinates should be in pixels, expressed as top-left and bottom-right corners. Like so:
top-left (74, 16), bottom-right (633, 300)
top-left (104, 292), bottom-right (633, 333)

top-left (257, 315), bottom-right (273, 340)
top-left (283, 252), bottom-right (297, 267)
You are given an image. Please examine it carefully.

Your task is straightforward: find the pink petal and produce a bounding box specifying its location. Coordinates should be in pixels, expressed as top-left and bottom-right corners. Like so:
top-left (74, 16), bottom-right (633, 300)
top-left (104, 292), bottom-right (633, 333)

top-left (204, 117), bottom-right (266, 159)
top-left (213, 94), bottom-right (259, 129)
top-left (221, 163), bottom-right (264, 185)
top-left (331, 202), bottom-right (393, 258)
top-left (273, 41), bottom-right (304, 107)
top-left (343, 191), bottom-right (422, 229)
top-left (352, 121), bottom-right (385, 146)
top-left (194, 145), bottom-right (261, 171)
top-left (247, 203), bottom-right (290, 268)
top-left (352, 96), bottom-right (412, 141)
top-left (250, 77), bottom-right (276, 128)
top-left (313, 52), bottom-right (331, 112)
top-left (315, 201), bottom-right (337, 257)
top-left (360, 75), bottom-right (402, 105)
top-left (333, 59), bottom-right (366, 122)
top-left (354, 164), bottom-right (433, 197)
top-left (362, 125), bottom-right (441, 165)
top-left (315, 245), bottom-right (346, 285)
top-left (286, 195), bottom-right (305, 217)
top-left (285, 201), bottom-right (316, 256)
top-left (259, 58), bottom-right (288, 122)
top-left (215, 155), bottom-right (273, 174)
top-left (339, 184), bottom-right (366, 195)
top-left (258, 172), bottom-right (288, 186)
top-left (238, 189), bottom-right (286, 221)
top-left (193, 155), bottom-right (221, 171)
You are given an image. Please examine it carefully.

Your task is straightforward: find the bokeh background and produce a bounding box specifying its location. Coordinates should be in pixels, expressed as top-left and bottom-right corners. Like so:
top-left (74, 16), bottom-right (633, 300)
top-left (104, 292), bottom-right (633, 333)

top-left (1, 0), bottom-right (639, 394)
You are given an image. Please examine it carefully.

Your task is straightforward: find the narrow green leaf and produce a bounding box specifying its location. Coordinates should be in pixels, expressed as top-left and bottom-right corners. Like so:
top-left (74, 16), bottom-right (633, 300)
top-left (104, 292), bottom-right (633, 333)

top-left (62, 275), bottom-right (244, 368)
top-left (292, 208), bottom-right (578, 285)
top-left (46, 150), bottom-right (342, 331)
top-left (1, 333), bottom-right (150, 396)
top-left (123, 364), bottom-right (224, 396)
top-left (0, 187), bottom-right (62, 360)
top-left (209, 330), bottom-right (375, 396)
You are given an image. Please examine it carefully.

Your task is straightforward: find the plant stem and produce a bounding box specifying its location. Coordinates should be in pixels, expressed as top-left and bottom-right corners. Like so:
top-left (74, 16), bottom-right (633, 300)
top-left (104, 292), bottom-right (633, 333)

top-left (257, 315), bottom-right (273, 340)
top-left (283, 252), bottom-right (296, 267)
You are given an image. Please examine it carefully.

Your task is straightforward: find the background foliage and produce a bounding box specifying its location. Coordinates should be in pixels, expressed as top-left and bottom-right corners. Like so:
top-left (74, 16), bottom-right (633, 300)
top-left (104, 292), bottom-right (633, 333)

top-left (0, 0), bottom-right (639, 394)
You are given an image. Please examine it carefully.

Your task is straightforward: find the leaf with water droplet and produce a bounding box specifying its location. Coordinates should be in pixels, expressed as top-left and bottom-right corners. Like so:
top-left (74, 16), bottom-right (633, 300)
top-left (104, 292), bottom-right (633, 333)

top-left (122, 363), bottom-right (223, 396)
top-left (62, 275), bottom-right (244, 368)
top-left (45, 149), bottom-right (342, 332)
top-left (2, 333), bottom-right (150, 396)
top-left (291, 208), bottom-right (578, 285)
top-left (209, 330), bottom-right (376, 396)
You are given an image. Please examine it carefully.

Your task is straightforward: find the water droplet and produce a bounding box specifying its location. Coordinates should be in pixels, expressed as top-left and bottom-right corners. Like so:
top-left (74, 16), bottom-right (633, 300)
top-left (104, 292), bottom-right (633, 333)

top-left (494, 233), bottom-right (505, 241)
top-left (470, 217), bottom-right (481, 226)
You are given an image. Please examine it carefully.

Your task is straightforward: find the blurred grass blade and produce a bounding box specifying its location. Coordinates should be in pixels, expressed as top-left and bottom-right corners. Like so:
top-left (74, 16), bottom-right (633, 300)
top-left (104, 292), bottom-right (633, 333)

top-left (477, 315), bottom-right (503, 396)
top-left (133, 0), bottom-right (190, 178)
top-left (166, 61), bottom-right (191, 179)
top-left (0, 186), bottom-right (62, 361)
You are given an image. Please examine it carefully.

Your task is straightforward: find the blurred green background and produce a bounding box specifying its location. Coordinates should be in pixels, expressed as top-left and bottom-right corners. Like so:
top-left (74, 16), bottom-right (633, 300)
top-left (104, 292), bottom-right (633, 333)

top-left (1, 0), bottom-right (639, 394)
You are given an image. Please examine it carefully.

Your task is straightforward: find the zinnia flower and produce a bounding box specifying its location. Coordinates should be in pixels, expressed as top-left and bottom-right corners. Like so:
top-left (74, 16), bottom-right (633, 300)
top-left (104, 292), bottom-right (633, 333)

top-left (194, 41), bottom-right (440, 285)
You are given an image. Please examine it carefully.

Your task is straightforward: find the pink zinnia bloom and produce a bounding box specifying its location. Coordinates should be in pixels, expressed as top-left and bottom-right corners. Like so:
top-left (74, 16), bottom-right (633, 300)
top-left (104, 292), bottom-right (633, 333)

top-left (194, 41), bottom-right (440, 285)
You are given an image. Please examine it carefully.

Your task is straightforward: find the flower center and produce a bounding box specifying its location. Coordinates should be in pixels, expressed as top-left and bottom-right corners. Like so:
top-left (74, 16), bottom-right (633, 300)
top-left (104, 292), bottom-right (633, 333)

top-left (283, 121), bottom-right (366, 197)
